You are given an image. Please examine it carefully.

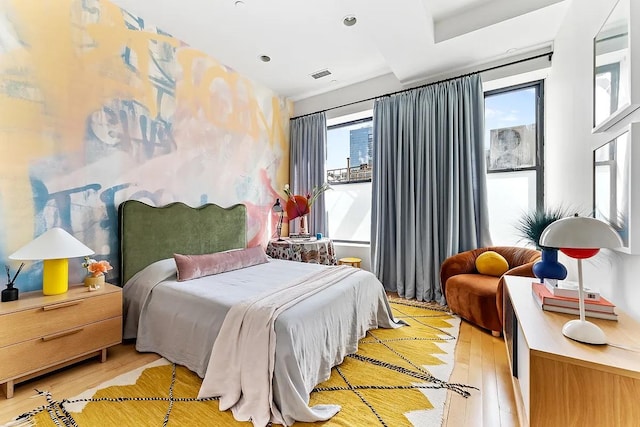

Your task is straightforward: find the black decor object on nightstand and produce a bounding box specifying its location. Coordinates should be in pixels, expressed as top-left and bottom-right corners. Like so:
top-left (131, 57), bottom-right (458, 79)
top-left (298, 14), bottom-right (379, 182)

top-left (1, 282), bottom-right (18, 302)
top-left (2, 263), bottom-right (24, 302)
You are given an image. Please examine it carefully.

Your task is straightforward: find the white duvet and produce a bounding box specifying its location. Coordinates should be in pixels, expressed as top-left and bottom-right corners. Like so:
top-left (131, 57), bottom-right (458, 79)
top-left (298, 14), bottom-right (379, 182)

top-left (123, 258), bottom-right (402, 426)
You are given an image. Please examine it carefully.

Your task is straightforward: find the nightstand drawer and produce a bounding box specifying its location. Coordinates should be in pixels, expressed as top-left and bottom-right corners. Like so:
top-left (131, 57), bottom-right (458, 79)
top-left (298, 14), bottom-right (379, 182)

top-left (0, 291), bottom-right (121, 347)
top-left (0, 316), bottom-right (121, 382)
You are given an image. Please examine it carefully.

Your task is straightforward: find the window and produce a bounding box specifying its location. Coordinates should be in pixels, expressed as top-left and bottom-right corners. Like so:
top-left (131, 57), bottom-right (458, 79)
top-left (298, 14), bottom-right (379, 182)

top-left (484, 81), bottom-right (544, 245)
top-left (325, 114), bottom-right (373, 243)
top-left (326, 118), bottom-right (373, 184)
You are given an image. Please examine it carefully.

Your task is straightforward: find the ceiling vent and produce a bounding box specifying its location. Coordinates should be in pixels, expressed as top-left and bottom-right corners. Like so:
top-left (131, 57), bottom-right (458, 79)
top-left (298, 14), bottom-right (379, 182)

top-left (311, 69), bottom-right (332, 79)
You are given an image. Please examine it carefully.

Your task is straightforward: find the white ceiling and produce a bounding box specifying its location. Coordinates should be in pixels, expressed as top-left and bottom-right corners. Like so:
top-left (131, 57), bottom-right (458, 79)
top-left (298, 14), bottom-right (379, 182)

top-left (110, 0), bottom-right (570, 101)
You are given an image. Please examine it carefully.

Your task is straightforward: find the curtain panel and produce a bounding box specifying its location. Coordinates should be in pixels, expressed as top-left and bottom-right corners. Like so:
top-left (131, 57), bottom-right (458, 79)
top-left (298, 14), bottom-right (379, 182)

top-left (289, 112), bottom-right (327, 236)
top-left (371, 74), bottom-right (492, 303)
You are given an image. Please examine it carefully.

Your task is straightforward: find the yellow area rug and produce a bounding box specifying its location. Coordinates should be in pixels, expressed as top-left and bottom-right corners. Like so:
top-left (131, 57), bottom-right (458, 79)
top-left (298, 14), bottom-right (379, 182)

top-left (6, 300), bottom-right (474, 427)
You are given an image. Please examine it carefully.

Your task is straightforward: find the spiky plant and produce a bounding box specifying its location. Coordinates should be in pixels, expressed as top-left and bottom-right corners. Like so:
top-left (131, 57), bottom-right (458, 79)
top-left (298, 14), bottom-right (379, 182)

top-left (515, 207), bottom-right (574, 249)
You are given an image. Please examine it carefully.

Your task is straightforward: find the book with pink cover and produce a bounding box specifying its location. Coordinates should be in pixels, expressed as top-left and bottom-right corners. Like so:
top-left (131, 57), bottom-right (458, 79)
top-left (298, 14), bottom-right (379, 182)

top-left (531, 288), bottom-right (618, 321)
top-left (531, 283), bottom-right (616, 314)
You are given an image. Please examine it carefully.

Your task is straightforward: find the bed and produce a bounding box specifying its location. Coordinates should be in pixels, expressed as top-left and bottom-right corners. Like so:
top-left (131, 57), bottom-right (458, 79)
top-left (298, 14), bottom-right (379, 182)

top-left (119, 200), bottom-right (401, 426)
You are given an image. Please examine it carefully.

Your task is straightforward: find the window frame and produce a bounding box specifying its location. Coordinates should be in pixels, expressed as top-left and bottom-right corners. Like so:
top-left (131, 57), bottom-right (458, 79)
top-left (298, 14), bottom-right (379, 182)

top-left (325, 115), bottom-right (373, 244)
top-left (484, 80), bottom-right (545, 210)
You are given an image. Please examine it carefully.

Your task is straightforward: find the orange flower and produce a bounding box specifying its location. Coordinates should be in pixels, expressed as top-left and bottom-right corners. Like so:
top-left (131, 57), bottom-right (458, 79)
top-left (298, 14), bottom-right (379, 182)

top-left (84, 258), bottom-right (113, 277)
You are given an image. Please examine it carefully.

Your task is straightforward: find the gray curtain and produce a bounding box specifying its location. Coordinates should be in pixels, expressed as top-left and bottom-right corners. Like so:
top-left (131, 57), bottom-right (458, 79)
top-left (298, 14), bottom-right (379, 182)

top-left (371, 74), bottom-right (492, 303)
top-left (289, 112), bottom-right (327, 236)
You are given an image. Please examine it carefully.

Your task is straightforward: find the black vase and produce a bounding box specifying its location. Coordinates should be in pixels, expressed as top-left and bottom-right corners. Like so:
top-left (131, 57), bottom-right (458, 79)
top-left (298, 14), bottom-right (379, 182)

top-left (1, 283), bottom-right (19, 302)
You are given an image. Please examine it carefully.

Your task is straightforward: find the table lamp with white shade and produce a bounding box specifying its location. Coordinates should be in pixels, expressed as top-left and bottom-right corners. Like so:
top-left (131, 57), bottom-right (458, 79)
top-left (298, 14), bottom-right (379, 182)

top-left (539, 214), bottom-right (623, 344)
top-left (9, 227), bottom-right (94, 295)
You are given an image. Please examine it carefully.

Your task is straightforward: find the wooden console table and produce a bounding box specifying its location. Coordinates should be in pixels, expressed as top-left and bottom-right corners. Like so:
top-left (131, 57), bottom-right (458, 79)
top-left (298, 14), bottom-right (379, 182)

top-left (503, 275), bottom-right (640, 427)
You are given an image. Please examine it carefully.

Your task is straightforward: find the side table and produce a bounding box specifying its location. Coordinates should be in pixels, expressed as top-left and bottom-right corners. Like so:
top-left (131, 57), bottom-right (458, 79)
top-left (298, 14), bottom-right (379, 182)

top-left (0, 283), bottom-right (122, 398)
top-left (266, 238), bottom-right (338, 265)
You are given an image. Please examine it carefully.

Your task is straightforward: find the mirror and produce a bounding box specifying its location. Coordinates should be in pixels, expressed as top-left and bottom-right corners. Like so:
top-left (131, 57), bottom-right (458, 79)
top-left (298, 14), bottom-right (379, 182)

top-left (593, 0), bottom-right (639, 132)
top-left (594, 131), bottom-right (629, 246)
top-left (593, 122), bottom-right (640, 254)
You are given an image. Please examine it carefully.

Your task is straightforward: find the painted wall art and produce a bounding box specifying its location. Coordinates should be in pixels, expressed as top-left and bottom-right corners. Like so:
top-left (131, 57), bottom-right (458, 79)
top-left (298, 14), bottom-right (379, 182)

top-left (0, 0), bottom-right (291, 290)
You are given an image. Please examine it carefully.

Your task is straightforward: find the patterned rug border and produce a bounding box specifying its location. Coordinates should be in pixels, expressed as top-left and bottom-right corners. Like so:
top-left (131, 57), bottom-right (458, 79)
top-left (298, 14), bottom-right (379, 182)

top-left (387, 297), bottom-right (452, 313)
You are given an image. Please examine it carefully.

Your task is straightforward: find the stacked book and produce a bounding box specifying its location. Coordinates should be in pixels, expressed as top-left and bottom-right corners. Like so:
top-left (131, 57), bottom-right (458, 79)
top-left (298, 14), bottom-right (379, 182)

top-left (531, 282), bottom-right (617, 321)
top-left (543, 279), bottom-right (601, 301)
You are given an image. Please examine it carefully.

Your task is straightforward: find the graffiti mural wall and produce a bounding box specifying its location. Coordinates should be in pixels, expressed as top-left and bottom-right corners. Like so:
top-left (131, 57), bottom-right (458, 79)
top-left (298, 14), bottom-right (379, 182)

top-left (0, 0), bottom-right (291, 290)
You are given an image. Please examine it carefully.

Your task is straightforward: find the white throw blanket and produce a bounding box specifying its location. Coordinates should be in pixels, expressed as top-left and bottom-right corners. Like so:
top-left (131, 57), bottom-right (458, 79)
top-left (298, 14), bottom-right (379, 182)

top-left (197, 265), bottom-right (359, 426)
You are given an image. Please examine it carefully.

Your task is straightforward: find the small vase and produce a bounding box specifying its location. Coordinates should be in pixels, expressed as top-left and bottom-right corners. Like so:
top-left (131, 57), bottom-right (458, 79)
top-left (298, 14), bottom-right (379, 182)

top-left (84, 274), bottom-right (105, 287)
top-left (299, 215), bottom-right (308, 235)
top-left (1, 283), bottom-right (18, 302)
top-left (533, 248), bottom-right (567, 284)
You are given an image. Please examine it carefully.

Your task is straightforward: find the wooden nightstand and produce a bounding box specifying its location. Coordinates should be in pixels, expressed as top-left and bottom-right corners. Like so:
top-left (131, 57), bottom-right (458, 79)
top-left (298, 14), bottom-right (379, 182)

top-left (0, 283), bottom-right (122, 398)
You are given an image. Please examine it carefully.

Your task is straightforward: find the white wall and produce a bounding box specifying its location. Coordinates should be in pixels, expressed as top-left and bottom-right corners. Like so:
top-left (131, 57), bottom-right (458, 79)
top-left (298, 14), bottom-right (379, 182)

top-left (547, 0), bottom-right (640, 321)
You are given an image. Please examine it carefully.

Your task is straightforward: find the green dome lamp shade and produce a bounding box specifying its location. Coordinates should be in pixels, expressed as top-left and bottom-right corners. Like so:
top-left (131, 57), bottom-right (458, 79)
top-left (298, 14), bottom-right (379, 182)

top-left (9, 228), bottom-right (94, 295)
top-left (539, 215), bottom-right (623, 345)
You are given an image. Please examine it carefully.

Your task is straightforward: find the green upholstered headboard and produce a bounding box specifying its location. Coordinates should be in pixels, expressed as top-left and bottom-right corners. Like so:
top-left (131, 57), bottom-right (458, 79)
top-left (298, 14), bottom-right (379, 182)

top-left (118, 200), bottom-right (247, 285)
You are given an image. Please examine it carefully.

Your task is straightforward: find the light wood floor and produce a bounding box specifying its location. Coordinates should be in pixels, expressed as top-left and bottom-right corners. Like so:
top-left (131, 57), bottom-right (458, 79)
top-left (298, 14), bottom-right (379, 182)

top-left (443, 321), bottom-right (519, 427)
top-left (0, 322), bottom-right (518, 426)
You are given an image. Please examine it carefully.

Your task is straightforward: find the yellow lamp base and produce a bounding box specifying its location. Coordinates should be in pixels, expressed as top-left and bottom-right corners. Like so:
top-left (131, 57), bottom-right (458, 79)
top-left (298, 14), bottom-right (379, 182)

top-left (43, 258), bottom-right (69, 295)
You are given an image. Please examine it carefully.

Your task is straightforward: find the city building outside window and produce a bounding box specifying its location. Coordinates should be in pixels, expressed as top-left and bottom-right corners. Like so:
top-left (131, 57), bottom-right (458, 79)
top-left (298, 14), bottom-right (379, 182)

top-left (327, 118), bottom-right (373, 184)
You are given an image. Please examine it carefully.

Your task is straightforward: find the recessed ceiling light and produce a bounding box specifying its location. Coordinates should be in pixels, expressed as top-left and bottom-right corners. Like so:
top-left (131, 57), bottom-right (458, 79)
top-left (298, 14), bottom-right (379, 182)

top-left (259, 55), bottom-right (271, 63)
top-left (343, 15), bottom-right (357, 27)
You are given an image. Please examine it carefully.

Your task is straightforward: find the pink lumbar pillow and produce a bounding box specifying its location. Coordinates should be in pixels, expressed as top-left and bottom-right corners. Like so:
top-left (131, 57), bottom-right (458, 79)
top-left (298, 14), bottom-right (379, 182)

top-left (174, 246), bottom-right (269, 281)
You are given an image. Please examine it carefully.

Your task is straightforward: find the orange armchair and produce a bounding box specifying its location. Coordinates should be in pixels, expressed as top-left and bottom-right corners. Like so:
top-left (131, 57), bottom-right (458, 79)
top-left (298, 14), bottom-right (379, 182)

top-left (440, 246), bottom-right (541, 334)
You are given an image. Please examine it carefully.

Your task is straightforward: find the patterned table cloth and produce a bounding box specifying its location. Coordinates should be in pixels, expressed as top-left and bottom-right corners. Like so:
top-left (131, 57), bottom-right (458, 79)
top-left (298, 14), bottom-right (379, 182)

top-left (266, 238), bottom-right (338, 265)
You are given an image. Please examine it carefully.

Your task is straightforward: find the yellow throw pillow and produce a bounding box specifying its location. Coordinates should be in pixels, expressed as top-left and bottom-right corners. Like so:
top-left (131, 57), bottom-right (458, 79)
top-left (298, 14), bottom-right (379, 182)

top-left (475, 251), bottom-right (509, 277)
